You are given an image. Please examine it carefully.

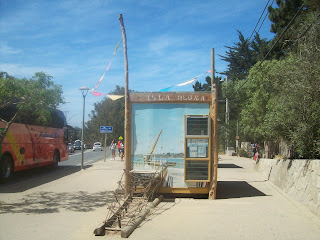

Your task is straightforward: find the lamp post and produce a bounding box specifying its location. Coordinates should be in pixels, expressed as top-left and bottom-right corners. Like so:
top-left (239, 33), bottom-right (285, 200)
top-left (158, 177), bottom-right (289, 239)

top-left (79, 86), bottom-right (89, 170)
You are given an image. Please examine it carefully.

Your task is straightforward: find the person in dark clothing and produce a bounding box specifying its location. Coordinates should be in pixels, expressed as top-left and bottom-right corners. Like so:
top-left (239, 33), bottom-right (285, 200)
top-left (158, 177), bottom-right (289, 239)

top-left (250, 143), bottom-right (257, 159)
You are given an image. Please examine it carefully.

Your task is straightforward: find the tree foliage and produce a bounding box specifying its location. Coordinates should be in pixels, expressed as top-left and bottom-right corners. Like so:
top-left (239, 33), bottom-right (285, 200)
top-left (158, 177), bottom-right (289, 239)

top-left (267, 0), bottom-right (318, 58)
top-left (0, 72), bottom-right (64, 145)
top-left (268, 0), bottom-right (305, 35)
top-left (240, 13), bottom-right (320, 158)
top-left (219, 31), bottom-right (270, 81)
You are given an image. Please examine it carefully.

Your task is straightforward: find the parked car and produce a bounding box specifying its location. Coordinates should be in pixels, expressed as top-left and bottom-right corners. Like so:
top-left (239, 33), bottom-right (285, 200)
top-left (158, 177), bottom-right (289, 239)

top-left (74, 140), bottom-right (81, 150)
top-left (93, 142), bottom-right (102, 151)
top-left (68, 143), bottom-right (75, 153)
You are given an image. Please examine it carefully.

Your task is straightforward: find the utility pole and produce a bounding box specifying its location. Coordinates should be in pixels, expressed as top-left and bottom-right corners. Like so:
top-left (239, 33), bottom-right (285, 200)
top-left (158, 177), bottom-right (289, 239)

top-left (225, 76), bottom-right (229, 153)
top-left (209, 48), bottom-right (218, 200)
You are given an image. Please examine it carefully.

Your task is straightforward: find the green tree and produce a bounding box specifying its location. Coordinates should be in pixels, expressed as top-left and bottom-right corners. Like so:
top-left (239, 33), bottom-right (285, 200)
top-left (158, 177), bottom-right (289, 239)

top-left (267, 0), bottom-right (318, 58)
top-left (268, 0), bottom-right (305, 35)
top-left (251, 33), bottom-right (271, 62)
top-left (241, 54), bottom-right (320, 158)
top-left (219, 31), bottom-right (256, 81)
top-left (193, 76), bottom-right (211, 92)
top-left (0, 72), bottom-right (64, 145)
top-left (239, 60), bottom-right (283, 142)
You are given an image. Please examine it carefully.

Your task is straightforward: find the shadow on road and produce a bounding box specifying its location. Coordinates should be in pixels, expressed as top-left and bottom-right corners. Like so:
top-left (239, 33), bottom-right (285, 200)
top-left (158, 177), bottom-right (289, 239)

top-left (0, 190), bottom-right (114, 214)
top-left (217, 181), bottom-right (267, 199)
top-left (0, 165), bottom-right (92, 193)
top-left (218, 164), bottom-right (243, 168)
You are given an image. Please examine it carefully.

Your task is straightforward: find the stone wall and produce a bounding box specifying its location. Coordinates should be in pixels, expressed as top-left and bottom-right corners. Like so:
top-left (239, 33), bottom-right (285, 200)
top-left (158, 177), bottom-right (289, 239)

top-left (254, 158), bottom-right (320, 218)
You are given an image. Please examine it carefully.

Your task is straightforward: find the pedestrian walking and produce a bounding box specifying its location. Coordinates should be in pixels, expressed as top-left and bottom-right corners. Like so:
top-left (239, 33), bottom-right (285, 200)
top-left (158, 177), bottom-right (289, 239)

top-left (120, 141), bottom-right (124, 161)
top-left (110, 139), bottom-right (116, 160)
top-left (117, 139), bottom-right (121, 157)
top-left (250, 143), bottom-right (257, 159)
top-left (251, 143), bottom-right (259, 161)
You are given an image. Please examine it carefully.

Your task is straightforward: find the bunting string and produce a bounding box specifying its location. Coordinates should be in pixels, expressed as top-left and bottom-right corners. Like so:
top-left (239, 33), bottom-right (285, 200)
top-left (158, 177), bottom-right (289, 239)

top-left (88, 38), bottom-right (125, 101)
top-left (93, 38), bottom-right (122, 90)
top-left (159, 70), bottom-right (211, 92)
top-left (91, 90), bottom-right (124, 100)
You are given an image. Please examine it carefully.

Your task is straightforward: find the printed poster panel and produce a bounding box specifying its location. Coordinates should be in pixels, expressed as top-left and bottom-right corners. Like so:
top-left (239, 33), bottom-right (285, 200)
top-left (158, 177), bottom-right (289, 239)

top-left (131, 103), bottom-right (209, 188)
top-left (186, 138), bottom-right (209, 158)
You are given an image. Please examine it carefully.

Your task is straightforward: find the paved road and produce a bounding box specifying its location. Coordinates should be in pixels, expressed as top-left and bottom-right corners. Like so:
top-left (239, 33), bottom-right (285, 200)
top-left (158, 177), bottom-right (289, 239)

top-left (0, 149), bottom-right (110, 194)
top-left (62, 148), bottom-right (110, 166)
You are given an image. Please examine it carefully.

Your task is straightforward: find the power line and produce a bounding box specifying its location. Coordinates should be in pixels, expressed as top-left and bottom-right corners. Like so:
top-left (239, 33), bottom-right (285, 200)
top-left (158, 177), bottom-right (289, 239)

top-left (257, 0), bottom-right (275, 34)
top-left (259, 2), bottom-right (305, 64)
top-left (249, 0), bottom-right (272, 40)
top-left (219, 0), bottom-right (274, 77)
top-left (228, 2), bottom-right (306, 97)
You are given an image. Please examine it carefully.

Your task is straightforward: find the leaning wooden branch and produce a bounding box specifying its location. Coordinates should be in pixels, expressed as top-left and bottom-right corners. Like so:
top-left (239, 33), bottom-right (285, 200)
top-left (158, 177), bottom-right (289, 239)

top-left (0, 105), bottom-right (23, 145)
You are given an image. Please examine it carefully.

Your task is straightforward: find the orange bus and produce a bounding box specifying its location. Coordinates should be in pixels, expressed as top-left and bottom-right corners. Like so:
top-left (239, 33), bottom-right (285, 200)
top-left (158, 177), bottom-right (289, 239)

top-left (0, 105), bottom-right (69, 182)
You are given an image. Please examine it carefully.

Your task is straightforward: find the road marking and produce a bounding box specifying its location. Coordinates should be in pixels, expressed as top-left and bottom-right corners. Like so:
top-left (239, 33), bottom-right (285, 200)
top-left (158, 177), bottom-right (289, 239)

top-left (69, 149), bottom-right (93, 157)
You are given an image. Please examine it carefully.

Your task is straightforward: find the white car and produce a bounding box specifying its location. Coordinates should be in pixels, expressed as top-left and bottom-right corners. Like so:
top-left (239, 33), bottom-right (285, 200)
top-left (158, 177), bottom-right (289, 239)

top-left (93, 142), bottom-right (102, 151)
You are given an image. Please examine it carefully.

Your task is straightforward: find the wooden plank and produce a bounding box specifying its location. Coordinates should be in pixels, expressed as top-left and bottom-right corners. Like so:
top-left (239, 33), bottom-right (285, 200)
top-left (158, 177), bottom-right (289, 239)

top-left (129, 92), bottom-right (212, 103)
top-left (159, 187), bottom-right (210, 194)
top-left (94, 195), bottom-right (132, 236)
top-left (105, 227), bottom-right (122, 231)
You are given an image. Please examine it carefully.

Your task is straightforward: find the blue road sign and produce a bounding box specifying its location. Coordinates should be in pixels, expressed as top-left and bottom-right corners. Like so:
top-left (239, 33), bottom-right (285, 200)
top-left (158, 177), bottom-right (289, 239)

top-left (100, 126), bottom-right (113, 133)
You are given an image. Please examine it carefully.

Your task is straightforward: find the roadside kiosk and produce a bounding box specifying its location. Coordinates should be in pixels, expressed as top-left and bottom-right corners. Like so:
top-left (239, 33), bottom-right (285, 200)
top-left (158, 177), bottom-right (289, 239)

top-left (124, 91), bottom-right (218, 199)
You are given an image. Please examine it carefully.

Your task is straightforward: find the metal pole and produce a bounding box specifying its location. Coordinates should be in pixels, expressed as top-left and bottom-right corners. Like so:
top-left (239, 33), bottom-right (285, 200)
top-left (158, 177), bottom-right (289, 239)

top-left (81, 94), bottom-right (85, 170)
top-left (225, 76), bottom-right (229, 153)
top-left (79, 86), bottom-right (89, 170)
top-left (226, 98), bottom-right (229, 151)
top-left (104, 133), bottom-right (107, 162)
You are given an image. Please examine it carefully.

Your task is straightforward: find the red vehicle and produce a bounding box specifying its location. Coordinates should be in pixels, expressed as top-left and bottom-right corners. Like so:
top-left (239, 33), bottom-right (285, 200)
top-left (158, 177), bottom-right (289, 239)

top-left (0, 106), bottom-right (69, 182)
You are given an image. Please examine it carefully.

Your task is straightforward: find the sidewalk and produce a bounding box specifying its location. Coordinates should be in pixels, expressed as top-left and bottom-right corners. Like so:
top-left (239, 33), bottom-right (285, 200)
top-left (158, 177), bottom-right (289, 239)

top-left (1, 155), bottom-right (320, 240)
top-left (125, 155), bottom-right (320, 240)
top-left (0, 155), bottom-right (125, 240)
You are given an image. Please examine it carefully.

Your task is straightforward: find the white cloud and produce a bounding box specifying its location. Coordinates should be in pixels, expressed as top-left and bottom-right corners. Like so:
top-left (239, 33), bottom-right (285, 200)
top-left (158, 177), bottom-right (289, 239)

top-left (0, 42), bottom-right (22, 55)
top-left (0, 63), bottom-right (75, 79)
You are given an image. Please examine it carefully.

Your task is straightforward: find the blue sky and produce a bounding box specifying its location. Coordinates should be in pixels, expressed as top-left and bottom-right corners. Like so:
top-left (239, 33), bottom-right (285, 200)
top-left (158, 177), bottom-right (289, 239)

top-left (0, 0), bottom-right (275, 128)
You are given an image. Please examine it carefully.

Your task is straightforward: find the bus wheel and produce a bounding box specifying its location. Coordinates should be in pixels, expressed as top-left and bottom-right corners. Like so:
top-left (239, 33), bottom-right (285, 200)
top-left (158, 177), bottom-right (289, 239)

top-left (0, 154), bottom-right (13, 182)
top-left (53, 151), bottom-right (60, 167)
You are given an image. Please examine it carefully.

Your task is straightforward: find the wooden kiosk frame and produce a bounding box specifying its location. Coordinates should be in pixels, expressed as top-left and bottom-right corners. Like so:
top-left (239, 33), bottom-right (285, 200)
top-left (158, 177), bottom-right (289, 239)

top-left (124, 89), bottom-right (218, 199)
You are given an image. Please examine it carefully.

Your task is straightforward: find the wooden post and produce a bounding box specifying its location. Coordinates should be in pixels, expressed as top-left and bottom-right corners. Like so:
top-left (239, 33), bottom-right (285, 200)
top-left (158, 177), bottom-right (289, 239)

top-left (209, 48), bottom-right (218, 199)
top-left (119, 14), bottom-right (131, 193)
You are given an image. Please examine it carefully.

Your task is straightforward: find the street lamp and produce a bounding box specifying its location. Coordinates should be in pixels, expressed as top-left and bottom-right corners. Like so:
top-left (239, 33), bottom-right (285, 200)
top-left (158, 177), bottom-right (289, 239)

top-left (79, 86), bottom-right (90, 170)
